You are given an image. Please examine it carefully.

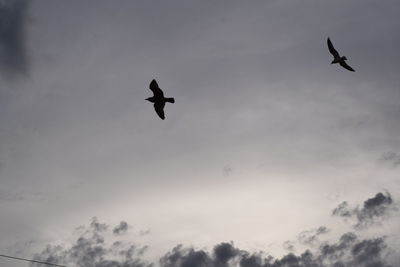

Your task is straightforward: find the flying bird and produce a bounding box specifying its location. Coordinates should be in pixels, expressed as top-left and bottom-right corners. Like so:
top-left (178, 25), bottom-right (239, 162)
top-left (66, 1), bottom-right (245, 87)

top-left (146, 79), bottom-right (175, 120)
top-left (327, 37), bottom-right (355, 72)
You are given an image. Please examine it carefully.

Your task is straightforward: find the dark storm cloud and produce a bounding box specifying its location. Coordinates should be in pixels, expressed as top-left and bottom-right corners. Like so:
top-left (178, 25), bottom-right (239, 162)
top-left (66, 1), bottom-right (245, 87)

top-left (160, 245), bottom-right (212, 267)
top-left (161, 234), bottom-right (391, 267)
top-left (318, 233), bottom-right (391, 267)
top-left (32, 218), bottom-right (394, 267)
top-left (213, 242), bottom-right (240, 266)
top-left (297, 226), bottom-right (330, 246)
top-left (380, 152), bottom-right (400, 168)
top-left (332, 192), bottom-right (395, 229)
top-left (0, 0), bottom-right (29, 78)
top-left (113, 221), bottom-right (129, 235)
top-left (160, 242), bottom-right (246, 267)
top-left (31, 218), bottom-right (150, 267)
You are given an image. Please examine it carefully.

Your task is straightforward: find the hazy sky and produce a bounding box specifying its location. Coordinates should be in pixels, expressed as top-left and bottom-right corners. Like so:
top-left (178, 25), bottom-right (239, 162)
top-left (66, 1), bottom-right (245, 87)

top-left (1, 1), bottom-right (400, 266)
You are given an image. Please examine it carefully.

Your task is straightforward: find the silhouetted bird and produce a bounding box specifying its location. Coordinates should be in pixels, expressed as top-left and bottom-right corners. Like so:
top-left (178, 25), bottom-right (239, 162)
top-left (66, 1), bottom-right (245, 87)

top-left (146, 79), bottom-right (175, 120)
top-left (327, 37), bottom-right (355, 72)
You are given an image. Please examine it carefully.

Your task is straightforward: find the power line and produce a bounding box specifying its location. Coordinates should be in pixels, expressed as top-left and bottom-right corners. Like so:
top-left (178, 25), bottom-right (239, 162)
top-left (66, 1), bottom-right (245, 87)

top-left (0, 254), bottom-right (68, 267)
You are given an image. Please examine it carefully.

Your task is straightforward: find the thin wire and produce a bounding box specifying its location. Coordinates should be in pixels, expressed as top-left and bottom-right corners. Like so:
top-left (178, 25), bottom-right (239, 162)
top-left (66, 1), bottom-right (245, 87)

top-left (0, 254), bottom-right (68, 267)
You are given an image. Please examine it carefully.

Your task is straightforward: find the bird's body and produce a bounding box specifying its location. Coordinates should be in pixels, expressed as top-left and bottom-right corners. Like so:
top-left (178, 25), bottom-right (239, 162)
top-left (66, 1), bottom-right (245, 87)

top-left (146, 79), bottom-right (175, 120)
top-left (327, 37), bottom-right (355, 72)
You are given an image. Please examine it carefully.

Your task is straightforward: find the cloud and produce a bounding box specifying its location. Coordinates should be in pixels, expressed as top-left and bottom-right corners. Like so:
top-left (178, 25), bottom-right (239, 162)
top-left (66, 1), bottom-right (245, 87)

top-left (90, 216), bottom-right (108, 232)
top-left (31, 217), bottom-right (150, 267)
top-left (160, 245), bottom-right (213, 267)
top-left (213, 242), bottom-right (240, 266)
top-left (318, 233), bottom-right (391, 267)
top-left (161, 234), bottom-right (391, 267)
top-left (0, 0), bottom-right (29, 78)
top-left (332, 192), bottom-right (395, 229)
top-left (282, 241), bottom-right (295, 252)
top-left (113, 221), bottom-right (129, 235)
top-left (297, 226), bottom-right (330, 246)
top-left (380, 152), bottom-right (400, 168)
top-left (160, 242), bottom-right (243, 267)
top-left (31, 218), bottom-right (394, 267)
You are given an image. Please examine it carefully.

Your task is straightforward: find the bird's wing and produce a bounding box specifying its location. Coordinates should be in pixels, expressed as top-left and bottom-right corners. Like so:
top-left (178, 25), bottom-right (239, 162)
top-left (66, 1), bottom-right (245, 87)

top-left (154, 102), bottom-right (165, 120)
top-left (327, 38), bottom-right (340, 58)
top-left (149, 79), bottom-right (164, 97)
top-left (339, 61), bottom-right (355, 72)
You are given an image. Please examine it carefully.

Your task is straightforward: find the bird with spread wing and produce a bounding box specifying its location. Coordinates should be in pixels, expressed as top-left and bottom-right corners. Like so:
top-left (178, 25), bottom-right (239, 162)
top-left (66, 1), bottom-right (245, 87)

top-left (327, 37), bottom-right (355, 72)
top-left (146, 79), bottom-right (175, 120)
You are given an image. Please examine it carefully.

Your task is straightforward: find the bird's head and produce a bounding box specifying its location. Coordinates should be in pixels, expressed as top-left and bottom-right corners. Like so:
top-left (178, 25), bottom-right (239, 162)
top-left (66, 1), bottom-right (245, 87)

top-left (145, 97), bottom-right (152, 102)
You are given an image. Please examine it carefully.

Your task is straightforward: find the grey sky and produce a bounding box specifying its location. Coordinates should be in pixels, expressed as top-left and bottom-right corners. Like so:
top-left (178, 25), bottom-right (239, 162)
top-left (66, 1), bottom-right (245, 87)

top-left (0, 0), bottom-right (29, 79)
top-left (1, 0), bottom-right (400, 266)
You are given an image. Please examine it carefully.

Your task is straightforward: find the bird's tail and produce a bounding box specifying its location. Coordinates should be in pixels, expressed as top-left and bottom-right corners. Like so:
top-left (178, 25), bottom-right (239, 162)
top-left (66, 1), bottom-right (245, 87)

top-left (166, 98), bottom-right (175, 103)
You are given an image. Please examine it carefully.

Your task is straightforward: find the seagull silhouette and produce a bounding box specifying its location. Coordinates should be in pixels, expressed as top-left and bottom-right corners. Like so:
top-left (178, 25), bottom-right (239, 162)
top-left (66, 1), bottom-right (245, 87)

top-left (327, 37), bottom-right (355, 72)
top-left (146, 79), bottom-right (175, 120)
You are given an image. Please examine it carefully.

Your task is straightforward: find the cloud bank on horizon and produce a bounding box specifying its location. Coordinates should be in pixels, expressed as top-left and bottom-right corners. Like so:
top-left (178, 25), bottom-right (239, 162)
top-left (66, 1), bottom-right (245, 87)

top-left (31, 192), bottom-right (398, 267)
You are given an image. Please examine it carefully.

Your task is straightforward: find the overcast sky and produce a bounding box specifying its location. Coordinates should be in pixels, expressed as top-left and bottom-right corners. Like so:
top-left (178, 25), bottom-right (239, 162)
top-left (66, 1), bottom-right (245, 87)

top-left (1, 1), bottom-right (400, 266)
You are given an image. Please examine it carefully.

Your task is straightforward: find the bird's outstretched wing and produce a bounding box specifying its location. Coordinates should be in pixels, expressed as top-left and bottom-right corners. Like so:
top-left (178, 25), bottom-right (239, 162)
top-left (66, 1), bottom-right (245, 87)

top-left (339, 61), bottom-right (355, 72)
top-left (327, 38), bottom-right (340, 58)
top-left (149, 79), bottom-right (164, 97)
top-left (154, 102), bottom-right (165, 120)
